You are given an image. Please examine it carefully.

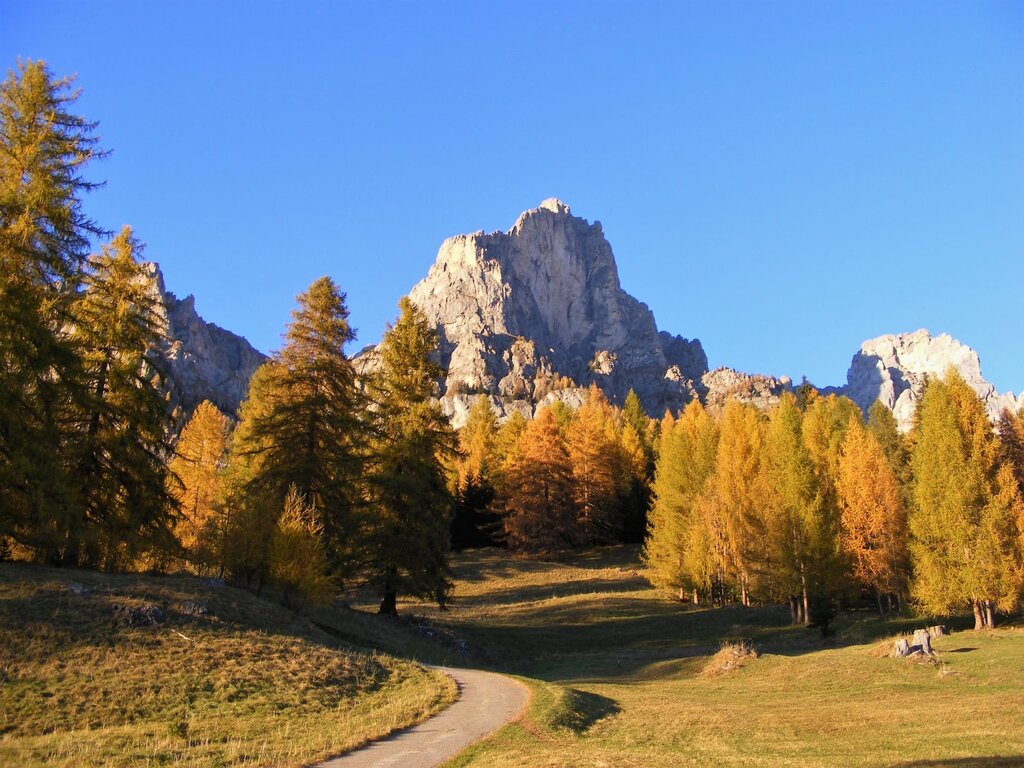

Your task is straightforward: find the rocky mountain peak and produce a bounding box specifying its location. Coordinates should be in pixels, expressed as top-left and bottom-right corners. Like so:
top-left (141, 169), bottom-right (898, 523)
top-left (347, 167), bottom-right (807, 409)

top-left (842, 329), bottom-right (1022, 432)
top-left (142, 262), bottom-right (267, 420)
top-left (404, 200), bottom-right (707, 425)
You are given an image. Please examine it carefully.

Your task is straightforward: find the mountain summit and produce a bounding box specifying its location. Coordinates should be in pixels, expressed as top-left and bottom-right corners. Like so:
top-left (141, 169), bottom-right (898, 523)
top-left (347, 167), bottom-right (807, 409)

top-left (405, 200), bottom-right (707, 423)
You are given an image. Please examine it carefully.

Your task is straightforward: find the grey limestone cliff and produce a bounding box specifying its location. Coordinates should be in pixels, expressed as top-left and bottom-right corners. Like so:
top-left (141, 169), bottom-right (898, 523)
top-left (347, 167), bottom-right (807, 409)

top-left (840, 329), bottom-right (1023, 432)
top-left (404, 199), bottom-right (707, 425)
top-left (145, 264), bottom-right (267, 419)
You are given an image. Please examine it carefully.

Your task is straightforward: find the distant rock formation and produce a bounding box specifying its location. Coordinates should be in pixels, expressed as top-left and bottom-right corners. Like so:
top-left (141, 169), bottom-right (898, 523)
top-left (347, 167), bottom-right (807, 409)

top-left (145, 264), bottom-right (266, 419)
top-left (701, 367), bottom-right (793, 414)
top-left (840, 329), bottom-right (1023, 432)
top-left (403, 199), bottom-right (707, 425)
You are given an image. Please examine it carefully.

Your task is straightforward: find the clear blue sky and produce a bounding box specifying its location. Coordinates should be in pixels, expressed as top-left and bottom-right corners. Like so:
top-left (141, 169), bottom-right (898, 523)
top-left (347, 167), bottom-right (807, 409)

top-left (5, 1), bottom-right (1022, 392)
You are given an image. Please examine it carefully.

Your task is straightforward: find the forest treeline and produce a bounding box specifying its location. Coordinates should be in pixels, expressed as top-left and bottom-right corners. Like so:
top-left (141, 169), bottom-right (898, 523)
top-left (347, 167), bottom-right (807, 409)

top-left (0, 61), bottom-right (452, 613)
top-left (645, 382), bottom-right (1024, 629)
top-left (4, 60), bottom-right (1023, 628)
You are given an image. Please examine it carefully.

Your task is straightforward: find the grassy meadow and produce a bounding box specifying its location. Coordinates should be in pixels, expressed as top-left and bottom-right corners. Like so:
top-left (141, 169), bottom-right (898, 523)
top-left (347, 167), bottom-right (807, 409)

top-left (5, 547), bottom-right (1024, 767)
top-left (343, 546), bottom-right (1024, 768)
top-left (0, 564), bottom-right (455, 767)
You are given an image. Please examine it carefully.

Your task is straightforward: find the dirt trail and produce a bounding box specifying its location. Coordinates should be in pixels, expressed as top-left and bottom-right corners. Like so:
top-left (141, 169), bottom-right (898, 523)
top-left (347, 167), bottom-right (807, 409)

top-left (313, 666), bottom-right (528, 768)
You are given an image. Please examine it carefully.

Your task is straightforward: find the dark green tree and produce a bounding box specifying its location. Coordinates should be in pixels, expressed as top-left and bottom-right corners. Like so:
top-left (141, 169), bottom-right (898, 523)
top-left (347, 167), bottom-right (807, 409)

top-left (229, 277), bottom-right (366, 582)
top-left (0, 60), bottom-right (105, 557)
top-left (69, 226), bottom-right (175, 569)
top-left (365, 297), bottom-right (455, 614)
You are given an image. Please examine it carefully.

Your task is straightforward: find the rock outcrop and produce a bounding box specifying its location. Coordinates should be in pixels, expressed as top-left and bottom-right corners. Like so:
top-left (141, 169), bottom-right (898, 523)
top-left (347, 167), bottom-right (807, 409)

top-left (146, 264), bottom-right (267, 419)
top-left (701, 367), bottom-right (793, 414)
top-left (840, 329), bottom-right (1023, 432)
top-left (404, 199), bottom-right (707, 425)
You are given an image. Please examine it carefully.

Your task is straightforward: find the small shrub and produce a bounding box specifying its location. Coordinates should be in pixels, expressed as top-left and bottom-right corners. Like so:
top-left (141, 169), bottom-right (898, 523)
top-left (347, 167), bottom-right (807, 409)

top-left (700, 640), bottom-right (758, 677)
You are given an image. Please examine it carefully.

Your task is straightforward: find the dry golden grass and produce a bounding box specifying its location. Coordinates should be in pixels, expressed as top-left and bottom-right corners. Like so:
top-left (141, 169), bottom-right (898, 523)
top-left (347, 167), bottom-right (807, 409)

top-left (360, 546), bottom-right (1024, 768)
top-left (0, 564), bottom-right (455, 767)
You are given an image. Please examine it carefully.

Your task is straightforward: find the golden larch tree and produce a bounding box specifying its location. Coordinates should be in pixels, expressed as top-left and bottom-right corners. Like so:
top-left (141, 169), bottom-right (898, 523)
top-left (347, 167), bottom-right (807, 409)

top-left (168, 400), bottom-right (231, 573)
top-left (836, 415), bottom-right (908, 611)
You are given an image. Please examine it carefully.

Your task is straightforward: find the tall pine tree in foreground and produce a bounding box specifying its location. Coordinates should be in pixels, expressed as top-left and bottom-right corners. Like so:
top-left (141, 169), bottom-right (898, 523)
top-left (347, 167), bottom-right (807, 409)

top-left (910, 369), bottom-right (1024, 628)
top-left (69, 226), bottom-right (175, 569)
top-left (0, 60), bottom-right (105, 558)
top-left (228, 277), bottom-right (365, 585)
top-left (365, 298), bottom-right (455, 614)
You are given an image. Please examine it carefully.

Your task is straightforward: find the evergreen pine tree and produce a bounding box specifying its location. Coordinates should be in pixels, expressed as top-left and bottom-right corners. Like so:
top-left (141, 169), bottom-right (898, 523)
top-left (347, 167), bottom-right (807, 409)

top-left (229, 277), bottom-right (366, 580)
top-left (69, 226), bottom-right (175, 570)
top-left (0, 60), bottom-right (105, 557)
top-left (365, 298), bottom-right (455, 614)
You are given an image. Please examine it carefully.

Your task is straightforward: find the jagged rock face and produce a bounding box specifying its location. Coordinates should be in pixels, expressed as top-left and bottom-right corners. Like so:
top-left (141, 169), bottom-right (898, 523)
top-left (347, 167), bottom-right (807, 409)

top-left (701, 367), bottom-right (793, 414)
top-left (406, 199), bottom-right (707, 425)
top-left (145, 264), bottom-right (267, 419)
top-left (843, 329), bottom-right (1023, 432)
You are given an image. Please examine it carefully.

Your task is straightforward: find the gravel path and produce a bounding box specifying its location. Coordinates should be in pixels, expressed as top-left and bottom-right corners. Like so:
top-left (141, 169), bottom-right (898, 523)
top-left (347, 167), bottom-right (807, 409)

top-left (313, 667), bottom-right (528, 768)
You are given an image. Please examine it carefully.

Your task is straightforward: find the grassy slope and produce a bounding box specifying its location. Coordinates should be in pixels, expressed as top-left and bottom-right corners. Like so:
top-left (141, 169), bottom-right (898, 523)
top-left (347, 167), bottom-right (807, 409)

top-left (342, 546), bottom-right (1024, 768)
top-left (0, 564), bottom-right (455, 768)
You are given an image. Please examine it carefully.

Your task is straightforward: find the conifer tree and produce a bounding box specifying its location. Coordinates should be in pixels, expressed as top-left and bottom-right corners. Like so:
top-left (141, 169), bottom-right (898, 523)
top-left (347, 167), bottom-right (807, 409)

top-left (567, 385), bottom-right (623, 543)
top-left (867, 400), bottom-right (913, 505)
top-left (644, 400), bottom-right (718, 601)
top-left (501, 408), bottom-right (577, 553)
top-left (451, 395), bottom-right (501, 548)
top-left (69, 226), bottom-right (175, 569)
top-left (622, 388), bottom-right (654, 468)
top-left (168, 400), bottom-right (230, 572)
top-left (269, 486), bottom-right (333, 610)
top-left (365, 298), bottom-right (455, 614)
top-left (218, 364), bottom-right (280, 586)
top-left (760, 394), bottom-right (826, 624)
top-left (909, 370), bottom-right (1023, 628)
top-left (618, 421), bottom-right (652, 543)
top-left (705, 399), bottom-right (765, 606)
top-left (837, 415), bottom-right (908, 611)
top-left (996, 408), bottom-right (1024, 493)
top-left (0, 61), bottom-right (105, 557)
top-left (230, 277), bottom-right (366, 580)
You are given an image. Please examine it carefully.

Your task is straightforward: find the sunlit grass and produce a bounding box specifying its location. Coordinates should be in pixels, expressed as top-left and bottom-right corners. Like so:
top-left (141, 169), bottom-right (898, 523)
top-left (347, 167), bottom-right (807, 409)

top-left (352, 546), bottom-right (1024, 768)
top-left (0, 564), bottom-right (455, 767)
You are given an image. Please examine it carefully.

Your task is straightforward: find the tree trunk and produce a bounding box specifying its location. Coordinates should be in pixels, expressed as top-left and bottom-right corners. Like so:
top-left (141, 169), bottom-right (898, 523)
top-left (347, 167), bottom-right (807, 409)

top-left (741, 574), bottom-right (750, 607)
top-left (378, 586), bottom-right (397, 615)
top-left (801, 583), bottom-right (811, 627)
top-left (972, 599), bottom-right (984, 630)
top-left (379, 567), bottom-right (398, 616)
top-left (876, 591), bottom-right (884, 615)
top-left (985, 600), bottom-right (996, 629)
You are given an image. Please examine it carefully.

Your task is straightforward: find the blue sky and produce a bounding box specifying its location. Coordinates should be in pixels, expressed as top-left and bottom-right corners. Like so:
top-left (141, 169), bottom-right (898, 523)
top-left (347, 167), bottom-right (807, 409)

top-left (4, 1), bottom-right (1022, 392)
